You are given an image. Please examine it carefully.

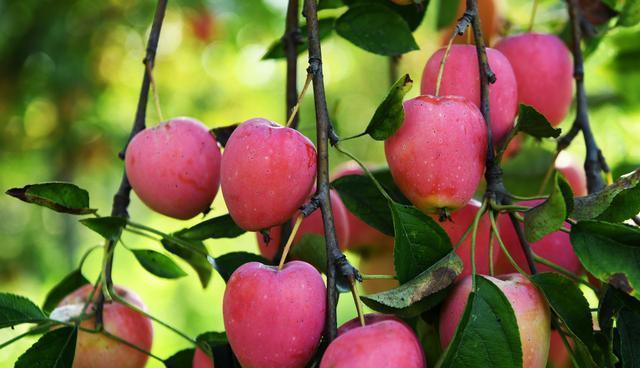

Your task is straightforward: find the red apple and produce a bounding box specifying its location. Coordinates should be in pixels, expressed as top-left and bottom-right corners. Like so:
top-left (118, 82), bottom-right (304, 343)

top-left (555, 151), bottom-right (587, 197)
top-left (420, 45), bottom-right (518, 144)
top-left (359, 248), bottom-right (399, 294)
top-left (125, 117), bottom-right (221, 220)
top-left (440, 274), bottom-right (551, 368)
top-left (54, 285), bottom-right (153, 368)
top-left (223, 261), bottom-right (325, 368)
top-left (548, 330), bottom-right (570, 368)
top-left (220, 118), bottom-right (317, 231)
top-left (385, 95), bottom-right (487, 214)
top-left (257, 189), bottom-right (350, 260)
top-left (495, 33), bottom-right (573, 126)
top-left (193, 348), bottom-right (214, 368)
top-left (320, 314), bottom-right (425, 367)
top-left (502, 134), bottom-right (523, 162)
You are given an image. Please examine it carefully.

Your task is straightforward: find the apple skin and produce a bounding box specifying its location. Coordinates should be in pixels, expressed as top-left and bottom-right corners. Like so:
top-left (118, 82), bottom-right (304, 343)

top-left (223, 261), bottom-right (326, 368)
top-left (125, 117), bottom-right (221, 220)
top-left (55, 285), bottom-right (153, 368)
top-left (220, 118), bottom-right (317, 231)
top-left (359, 248), bottom-right (399, 294)
top-left (420, 45), bottom-right (518, 144)
top-left (435, 199), bottom-right (499, 279)
top-left (548, 331), bottom-right (570, 368)
top-left (495, 33), bottom-right (573, 127)
top-left (385, 95), bottom-right (487, 214)
top-left (494, 201), bottom-right (582, 275)
top-left (440, 274), bottom-right (551, 368)
top-left (555, 151), bottom-right (587, 197)
top-left (331, 161), bottom-right (394, 251)
top-left (320, 314), bottom-right (426, 368)
top-left (193, 348), bottom-right (214, 368)
top-left (257, 189), bottom-right (350, 260)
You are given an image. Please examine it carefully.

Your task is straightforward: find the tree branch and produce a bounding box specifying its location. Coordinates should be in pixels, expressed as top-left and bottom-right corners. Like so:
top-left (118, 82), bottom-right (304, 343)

top-left (303, 0), bottom-right (358, 343)
top-left (96, 0), bottom-right (168, 328)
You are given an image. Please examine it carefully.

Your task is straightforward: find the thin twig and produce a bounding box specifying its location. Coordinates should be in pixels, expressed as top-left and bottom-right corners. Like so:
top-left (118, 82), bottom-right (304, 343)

top-left (284, 0), bottom-right (301, 129)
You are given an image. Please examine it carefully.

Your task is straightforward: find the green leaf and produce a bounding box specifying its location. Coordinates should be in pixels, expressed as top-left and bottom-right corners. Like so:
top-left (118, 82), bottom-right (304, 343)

top-left (161, 237), bottom-right (212, 288)
top-left (439, 276), bottom-right (522, 368)
top-left (531, 273), bottom-right (594, 350)
top-left (79, 216), bottom-right (126, 242)
top-left (343, 0), bottom-right (428, 31)
top-left (214, 252), bottom-right (269, 282)
top-left (390, 202), bottom-right (451, 284)
top-left (436, 0), bottom-right (461, 29)
top-left (516, 104), bottom-right (561, 139)
top-left (289, 233), bottom-right (328, 273)
top-left (573, 169), bottom-right (640, 222)
top-left (0, 293), bottom-right (47, 329)
top-left (371, 167), bottom-right (411, 205)
top-left (176, 214), bottom-right (245, 240)
top-left (524, 173), bottom-right (571, 243)
top-left (164, 348), bottom-right (194, 368)
top-left (331, 174), bottom-right (394, 235)
top-left (571, 221), bottom-right (640, 299)
top-left (196, 331), bottom-right (237, 368)
top-left (131, 249), bottom-right (187, 279)
top-left (363, 74), bottom-right (413, 140)
top-left (42, 269), bottom-right (89, 314)
top-left (262, 18), bottom-right (336, 60)
top-left (335, 4), bottom-right (419, 56)
top-left (319, 0), bottom-right (345, 9)
top-left (618, 307), bottom-right (640, 367)
top-left (618, 0), bottom-right (640, 26)
top-left (197, 331), bottom-right (229, 353)
top-left (6, 182), bottom-right (95, 215)
top-left (15, 326), bottom-right (77, 368)
top-left (361, 252), bottom-right (462, 317)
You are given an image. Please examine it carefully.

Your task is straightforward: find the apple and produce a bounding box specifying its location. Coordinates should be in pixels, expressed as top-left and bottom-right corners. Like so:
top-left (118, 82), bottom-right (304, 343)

top-left (220, 118), bottom-right (317, 231)
top-left (420, 45), bottom-right (518, 144)
top-left (548, 330), bottom-right (570, 368)
top-left (555, 151), bottom-right (587, 197)
top-left (223, 261), bottom-right (325, 368)
top-left (193, 348), bottom-right (214, 368)
top-left (440, 0), bottom-right (500, 45)
top-left (331, 161), bottom-right (394, 251)
top-left (385, 95), bottom-right (487, 214)
top-left (495, 33), bottom-right (573, 126)
top-left (256, 189), bottom-right (350, 260)
top-left (502, 134), bottom-right (523, 162)
top-left (359, 248), bottom-right (399, 294)
top-left (440, 274), bottom-right (551, 368)
top-left (125, 117), bottom-right (221, 220)
top-left (494, 201), bottom-right (582, 275)
top-left (54, 285), bottom-right (153, 368)
top-left (320, 314), bottom-right (425, 367)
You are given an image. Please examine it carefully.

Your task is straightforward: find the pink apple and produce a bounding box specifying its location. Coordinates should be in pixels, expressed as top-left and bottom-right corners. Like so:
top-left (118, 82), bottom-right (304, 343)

top-left (125, 117), bottom-right (221, 220)
top-left (495, 33), bottom-right (573, 126)
top-left (548, 330), bottom-right (570, 368)
top-left (223, 261), bottom-right (326, 368)
top-left (55, 285), bottom-right (153, 368)
top-left (220, 118), bottom-right (317, 231)
top-left (193, 348), bottom-right (214, 368)
top-left (420, 45), bottom-right (518, 144)
top-left (440, 274), bottom-right (551, 368)
top-left (385, 95), bottom-right (487, 214)
top-left (359, 248), bottom-right (399, 294)
top-left (257, 189), bottom-right (350, 260)
top-left (555, 151), bottom-right (587, 197)
top-left (320, 314), bottom-right (425, 367)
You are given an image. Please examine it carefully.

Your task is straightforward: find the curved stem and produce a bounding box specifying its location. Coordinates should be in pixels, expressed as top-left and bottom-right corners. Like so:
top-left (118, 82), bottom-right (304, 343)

top-left (361, 274), bottom-right (397, 280)
top-left (335, 144), bottom-right (393, 202)
top-left (349, 278), bottom-right (366, 327)
top-left (533, 254), bottom-right (597, 291)
top-left (489, 211), bottom-right (528, 276)
top-left (435, 35), bottom-right (456, 96)
top-left (470, 201), bottom-right (488, 289)
top-left (278, 214), bottom-right (304, 270)
top-left (527, 0), bottom-right (539, 32)
top-left (126, 220), bottom-right (210, 259)
top-left (284, 0), bottom-right (301, 129)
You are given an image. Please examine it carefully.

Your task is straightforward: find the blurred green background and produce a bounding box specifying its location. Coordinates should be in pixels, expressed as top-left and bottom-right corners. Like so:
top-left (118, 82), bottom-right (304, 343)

top-left (1, 0), bottom-right (639, 366)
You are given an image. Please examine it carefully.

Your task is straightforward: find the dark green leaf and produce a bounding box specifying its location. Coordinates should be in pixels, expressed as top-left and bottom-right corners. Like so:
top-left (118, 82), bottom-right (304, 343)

top-left (210, 125), bottom-right (238, 148)
top-left (439, 276), bottom-right (522, 368)
top-left (371, 167), bottom-right (411, 205)
top-left (197, 331), bottom-right (229, 353)
top-left (361, 252), bottom-right (462, 317)
top-left (6, 182), bottom-right (95, 215)
top-left (214, 252), bottom-right (269, 282)
top-left (332, 174), bottom-right (394, 235)
top-left (319, 0), bottom-right (345, 9)
top-left (79, 217), bottom-right (126, 242)
top-left (436, 0), bottom-right (461, 29)
top-left (363, 74), bottom-right (413, 140)
top-left (502, 145), bottom-right (556, 196)
top-left (343, 0), bottom-right (428, 31)
top-left (162, 237), bottom-right (212, 288)
top-left (288, 234), bottom-right (350, 293)
top-left (262, 18), bottom-right (335, 59)
top-left (618, 307), bottom-right (640, 367)
top-left (196, 331), bottom-right (237, 368)
top-left (335, 4), bottom-right (419, 56)
top-left (15, 326), bottom-right (77, 368)
top-left (618, 0), bottom-right (640, 26)
top-left (164, 348), bottom-right (195, 368)
top-left (573, 169), bottom-right (640, 222)
top-left (516, 104), bottom-right (561, 139)
top-left (176, 214), bottom-right (245, 240)
top-left (524, 173), bottom-right (570, 243)
top-left (42, 269), bottom-right (89, 314)
top-left (571, 221), bottom-right (640, 299)
top-left (131, 249), bottom-right (187, 279)
top-left (390, 202), bottom-right (451, 284)
top-left (0, 293), bottom-right (47, 329)
top-left (531, 273), bottom-right (594, 350)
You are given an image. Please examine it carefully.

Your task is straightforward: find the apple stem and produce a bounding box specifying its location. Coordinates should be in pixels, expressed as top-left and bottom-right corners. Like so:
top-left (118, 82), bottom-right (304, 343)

top-left (361, 274), bottom-right (397, 280)
top-left (436, 11), bottom-right (473, 97)
top-left (146, 62), bottom-right (164, 122)
top-left (278, 214), bottom-right (304, 270)
top-left (388, 56), bottom-right (401, 88)
top-left (532, 255), bottom-right (597, 291)
top-left (537, 151), bottom-right (560, 195)
top-left (488, 230), bottom-right (496, 276)
top-left (286, 73), bottom-right (313, 128)
top-left (527, 0), bottom-right (538, 33)
top-left (469, 200), bottom-right (488, 289)
top-left (284, 0), bottom-right (301, 130)
top-left (488, 211), bottom-right (528, 276)
top-left (349, 278), bottom-right (366, 327)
